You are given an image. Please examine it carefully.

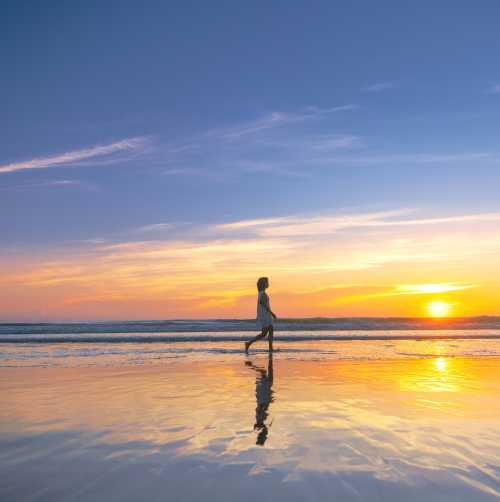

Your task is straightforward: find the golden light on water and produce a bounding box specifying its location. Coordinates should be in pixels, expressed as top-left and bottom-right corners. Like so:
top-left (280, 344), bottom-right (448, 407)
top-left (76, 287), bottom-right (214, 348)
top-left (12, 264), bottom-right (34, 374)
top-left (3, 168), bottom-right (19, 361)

top-left (434, 357), bottom-right (448, 372)
top-left (427, 301), bottom-right (453, 317)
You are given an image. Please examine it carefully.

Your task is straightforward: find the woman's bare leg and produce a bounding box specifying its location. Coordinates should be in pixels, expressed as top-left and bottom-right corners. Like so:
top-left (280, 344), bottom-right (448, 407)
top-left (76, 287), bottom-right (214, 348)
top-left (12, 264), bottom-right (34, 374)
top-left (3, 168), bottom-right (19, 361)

top-left (268, 325), bottom-right (274, 352)
top-left (245, 326), bottom-right (270, 353)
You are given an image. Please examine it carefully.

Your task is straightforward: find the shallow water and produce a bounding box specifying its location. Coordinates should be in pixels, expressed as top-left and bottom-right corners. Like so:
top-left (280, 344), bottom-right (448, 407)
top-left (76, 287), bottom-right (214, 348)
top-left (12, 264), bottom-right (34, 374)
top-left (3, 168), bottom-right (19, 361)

top-left (2, 326), bottom-right (500, 369)
top-left (1, 355), bottom-right (499, 501)
top-left (2, 334), bottom-right (500, 367)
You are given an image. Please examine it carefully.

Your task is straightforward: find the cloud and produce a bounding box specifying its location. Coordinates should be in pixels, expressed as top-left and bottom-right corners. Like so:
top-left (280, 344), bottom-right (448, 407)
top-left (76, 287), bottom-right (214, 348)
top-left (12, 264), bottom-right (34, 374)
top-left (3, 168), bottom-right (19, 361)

top-left (362, 82), bottom-right (397, 92)
top-left (3, 206), bottom-right (500, 319)
top-left (214, 111), bottom-right (291, 140)
top-left (153, 105), bottom-right (498, 181)
top-left (163, 168), bottom-right (211, 177)
top-left (0, 179), bottom-right (81, 191)
top-left (80, 238), bottom-right (107, 245)
top-left (137, 223), bottom-right (176, 233)
top-left (215, 209), bottom-right (413, 236)
top-left (254, 134), bottom-right (361, 153)
top-left (153, 107), bottom-right (362, 179)
top-left (319, 152), bottom-right (496, 167)
top-left (309, 134), bottom-right (361, 150)
top-left (489, 84), bottom-right (500, 94)
top-left (215, 210), bottom-right (500, 237)
top-left (217, 217), bottom-right (288, 231)
top-left (0, 137), bottom-right (148, 174)
top-left (207, 105), bottom-right (358, 140)
top-left (237, 161), bottom-right (312, 178)
top-left (373, 283), bottom-right (478, 297)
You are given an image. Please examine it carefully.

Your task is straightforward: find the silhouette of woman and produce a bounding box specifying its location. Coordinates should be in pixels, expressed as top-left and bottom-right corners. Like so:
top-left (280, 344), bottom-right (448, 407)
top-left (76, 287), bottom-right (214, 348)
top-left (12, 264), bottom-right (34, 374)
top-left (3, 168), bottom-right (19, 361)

top-left (245, 277), bottom-right (277, 354)
top-left (245, 354), bottom-right (274, 445)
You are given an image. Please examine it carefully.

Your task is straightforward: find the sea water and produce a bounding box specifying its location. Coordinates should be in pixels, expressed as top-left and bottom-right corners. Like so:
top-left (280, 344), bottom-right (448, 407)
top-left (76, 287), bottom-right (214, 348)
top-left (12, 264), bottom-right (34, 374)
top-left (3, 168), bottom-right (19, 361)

top-left (1, 318), bottom-right (500, 367)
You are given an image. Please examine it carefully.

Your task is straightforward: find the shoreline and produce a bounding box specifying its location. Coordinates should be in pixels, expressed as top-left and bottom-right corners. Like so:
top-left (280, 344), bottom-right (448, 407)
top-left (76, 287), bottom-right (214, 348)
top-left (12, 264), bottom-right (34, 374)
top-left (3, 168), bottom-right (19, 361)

top-left (2, 336), bottom-right (500, 368)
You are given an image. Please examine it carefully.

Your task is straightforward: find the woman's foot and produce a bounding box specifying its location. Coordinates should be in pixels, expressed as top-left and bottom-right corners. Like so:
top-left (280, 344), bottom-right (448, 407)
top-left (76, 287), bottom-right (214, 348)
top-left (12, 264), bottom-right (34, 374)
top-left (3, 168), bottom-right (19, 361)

top-left (245, 341), bottom-right (250, 354)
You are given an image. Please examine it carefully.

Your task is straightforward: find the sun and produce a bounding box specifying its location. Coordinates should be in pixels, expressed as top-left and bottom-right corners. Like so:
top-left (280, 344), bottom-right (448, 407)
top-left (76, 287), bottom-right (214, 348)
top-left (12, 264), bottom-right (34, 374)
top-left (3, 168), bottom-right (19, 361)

top-left (427, 301), bottom-right (452, 318)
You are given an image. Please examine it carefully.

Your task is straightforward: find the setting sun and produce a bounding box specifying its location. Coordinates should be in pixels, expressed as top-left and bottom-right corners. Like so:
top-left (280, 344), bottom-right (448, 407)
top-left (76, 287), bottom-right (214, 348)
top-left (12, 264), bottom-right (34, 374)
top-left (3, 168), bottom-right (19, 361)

top-left (427, 301), bottom-right (453, 318)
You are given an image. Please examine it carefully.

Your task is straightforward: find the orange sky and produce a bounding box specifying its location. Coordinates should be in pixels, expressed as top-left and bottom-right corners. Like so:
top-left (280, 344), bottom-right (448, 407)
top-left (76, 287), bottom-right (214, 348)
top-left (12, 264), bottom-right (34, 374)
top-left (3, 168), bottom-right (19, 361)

top-left (2, 209), bottom-right (500, 321)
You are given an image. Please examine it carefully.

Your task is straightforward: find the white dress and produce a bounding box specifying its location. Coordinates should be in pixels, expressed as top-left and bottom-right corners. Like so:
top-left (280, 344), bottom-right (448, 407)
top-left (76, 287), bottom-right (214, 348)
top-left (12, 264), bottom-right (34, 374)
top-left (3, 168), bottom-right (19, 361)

top-left (256, 291), bottom-right (273, 329)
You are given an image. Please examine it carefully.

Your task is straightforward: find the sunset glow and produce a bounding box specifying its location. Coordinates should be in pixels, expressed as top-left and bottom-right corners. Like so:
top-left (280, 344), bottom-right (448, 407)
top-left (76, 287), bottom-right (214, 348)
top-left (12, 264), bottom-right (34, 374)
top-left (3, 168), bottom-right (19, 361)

top-left (427, 301), bottom-right (453, 318)
top-left (0, 217), bottom-right (498, 320)
top-left (2, 4), bottom-right (500, 322)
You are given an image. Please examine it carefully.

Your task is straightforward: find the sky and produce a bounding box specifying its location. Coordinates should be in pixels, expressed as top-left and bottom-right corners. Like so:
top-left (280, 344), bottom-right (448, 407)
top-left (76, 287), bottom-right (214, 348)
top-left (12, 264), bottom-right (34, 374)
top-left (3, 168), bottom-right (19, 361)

top-left (2, 1), bottom-right (500, 321)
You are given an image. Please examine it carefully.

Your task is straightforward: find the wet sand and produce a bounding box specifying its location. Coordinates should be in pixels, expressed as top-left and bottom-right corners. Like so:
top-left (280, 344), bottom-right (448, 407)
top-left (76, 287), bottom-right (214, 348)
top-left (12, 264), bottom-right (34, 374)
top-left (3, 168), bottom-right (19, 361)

top-left (1, 355), bottom-right (500, 501)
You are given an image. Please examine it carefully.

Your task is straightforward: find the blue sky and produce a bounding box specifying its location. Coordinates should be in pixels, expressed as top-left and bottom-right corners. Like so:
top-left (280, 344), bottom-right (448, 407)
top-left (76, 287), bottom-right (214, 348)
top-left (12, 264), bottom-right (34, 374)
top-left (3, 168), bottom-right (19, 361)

top-left (2, 2), bottom-right (500, 320)
top-left (2, 1), bottom-right (500, 245)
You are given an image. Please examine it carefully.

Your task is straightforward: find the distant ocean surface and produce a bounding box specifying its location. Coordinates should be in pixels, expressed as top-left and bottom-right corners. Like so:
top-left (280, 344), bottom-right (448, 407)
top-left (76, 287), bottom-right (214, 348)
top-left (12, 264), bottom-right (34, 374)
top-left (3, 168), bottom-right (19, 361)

top-left (2, 318), bottom-right (500, 367)
top-left (2, 316), bottom-right (500, 337)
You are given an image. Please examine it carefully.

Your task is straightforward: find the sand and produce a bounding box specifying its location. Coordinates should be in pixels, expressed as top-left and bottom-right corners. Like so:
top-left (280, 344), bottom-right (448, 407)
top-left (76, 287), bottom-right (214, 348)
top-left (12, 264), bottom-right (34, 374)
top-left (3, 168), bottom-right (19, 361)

top-left (1, 355), bottom-right (500, 501)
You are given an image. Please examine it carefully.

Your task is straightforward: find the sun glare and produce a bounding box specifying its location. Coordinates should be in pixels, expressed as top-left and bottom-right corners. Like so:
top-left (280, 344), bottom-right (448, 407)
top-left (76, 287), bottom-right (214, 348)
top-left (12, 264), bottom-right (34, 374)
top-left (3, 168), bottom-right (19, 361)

top-left (427, 301), bottom-right (452, 318)
top-left (434, 357), bottom-right (448, 372)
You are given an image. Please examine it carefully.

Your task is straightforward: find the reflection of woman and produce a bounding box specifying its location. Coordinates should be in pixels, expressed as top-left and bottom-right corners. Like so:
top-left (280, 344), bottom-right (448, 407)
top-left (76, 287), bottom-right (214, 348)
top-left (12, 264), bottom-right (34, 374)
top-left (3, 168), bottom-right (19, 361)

top-left (246, 354), bottom-right (274, 445)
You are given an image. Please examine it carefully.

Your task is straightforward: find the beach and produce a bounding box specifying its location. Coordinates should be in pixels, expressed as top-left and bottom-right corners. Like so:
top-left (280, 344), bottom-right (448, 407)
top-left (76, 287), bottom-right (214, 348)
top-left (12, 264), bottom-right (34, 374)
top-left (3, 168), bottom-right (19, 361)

top-left (1, 329), bottom-right (500, 501)
top-left (4, 1), bottom-right (500, 500)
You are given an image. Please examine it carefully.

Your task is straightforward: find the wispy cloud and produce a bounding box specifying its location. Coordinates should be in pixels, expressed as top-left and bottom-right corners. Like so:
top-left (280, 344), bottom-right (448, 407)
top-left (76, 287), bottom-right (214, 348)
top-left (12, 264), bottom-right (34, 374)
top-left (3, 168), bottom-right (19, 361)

top-left (309, 134), bottom-right (361, 150)
top-left (129, 209), bottom-right (500, 245)
top-left (0, 179), bottom-right (81, 191)
top-left (371, 283), bottom-right (478, 297)
top-left (216, 210), bottom-right (500, 237)
top-left (217, 217), bottom-right (288, 231)
top-left (155, 106), bottom-right (362, 179)
top-left (237, 161), bottom-right (312, 179)
top-left (215, 209), bottom-right (413, 236)
top-left (137, 223), bottom-right (176, 233)
top-left (207, 105), bottom-right (358, 140)
top-left (3, 206), bottom-right (500, 319)
top-left (254, 134), bottom-right (361, 153)
top-left (0, 137), bottom-right (148, 174)
top-left (154, 105), bottom-right (498, 181)
top-left (320, 152), bottom-right (496, 167)
top-left (80, 238), bottom-right (107, 245)
top-left (163, 167), bottom-right (211, 177)
top-left (362, 81), bottom-right (397, 92)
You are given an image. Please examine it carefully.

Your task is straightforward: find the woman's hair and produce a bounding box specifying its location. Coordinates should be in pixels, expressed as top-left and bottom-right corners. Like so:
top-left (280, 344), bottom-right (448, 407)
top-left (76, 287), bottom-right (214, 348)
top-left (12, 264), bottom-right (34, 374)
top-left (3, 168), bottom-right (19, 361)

top-left (257, 277), bottom-right (268, 291)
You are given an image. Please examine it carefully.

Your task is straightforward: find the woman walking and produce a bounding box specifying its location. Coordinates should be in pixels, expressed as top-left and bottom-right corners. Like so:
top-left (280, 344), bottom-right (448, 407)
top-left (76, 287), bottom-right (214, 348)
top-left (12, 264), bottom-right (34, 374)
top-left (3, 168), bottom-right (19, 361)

top-left (245, 277), bottom-right (277, 353)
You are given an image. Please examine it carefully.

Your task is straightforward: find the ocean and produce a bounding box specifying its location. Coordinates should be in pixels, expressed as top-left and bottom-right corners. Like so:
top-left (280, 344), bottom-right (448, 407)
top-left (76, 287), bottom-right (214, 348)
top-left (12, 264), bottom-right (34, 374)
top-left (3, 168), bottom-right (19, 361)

top-left (2, 317), bottom-right (500, 367)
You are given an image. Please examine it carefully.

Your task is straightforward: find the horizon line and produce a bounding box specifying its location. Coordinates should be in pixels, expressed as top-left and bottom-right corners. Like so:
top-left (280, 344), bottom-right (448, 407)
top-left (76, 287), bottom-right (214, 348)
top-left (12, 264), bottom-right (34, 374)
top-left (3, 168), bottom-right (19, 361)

top-left (1, 314), bottom-right (498, 324)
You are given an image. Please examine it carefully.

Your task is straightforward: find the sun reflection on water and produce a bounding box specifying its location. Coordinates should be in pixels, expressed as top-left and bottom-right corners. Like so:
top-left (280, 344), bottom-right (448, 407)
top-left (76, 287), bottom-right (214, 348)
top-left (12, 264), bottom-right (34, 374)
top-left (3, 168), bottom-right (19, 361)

top-left (434, 356), bottom-right (447, 372)
top-left (398, 357), bottom-right (461, 394)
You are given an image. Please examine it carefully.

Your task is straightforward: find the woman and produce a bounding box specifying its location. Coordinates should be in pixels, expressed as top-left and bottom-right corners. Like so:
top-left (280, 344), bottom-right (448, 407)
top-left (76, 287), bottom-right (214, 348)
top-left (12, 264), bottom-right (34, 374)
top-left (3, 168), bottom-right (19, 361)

top-left (245, 277), bottom-right (277, 353)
